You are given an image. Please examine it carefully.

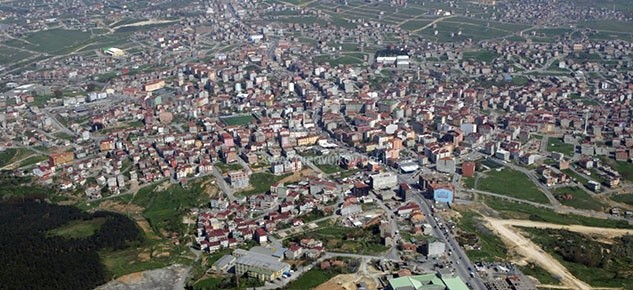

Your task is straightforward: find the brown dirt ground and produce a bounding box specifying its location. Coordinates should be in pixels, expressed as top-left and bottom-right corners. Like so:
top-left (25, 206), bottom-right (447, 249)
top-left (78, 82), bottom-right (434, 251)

top-left (278, 168), bottom-right (317, 184)
top-left (96, 200), bottom-right (157, 238)
top-left (484, 217), bottom-right (592, 290)
top-left (314, 274), bottom-right (377, 290)
top-left (115, 272), bottom-right (144, 284)
top-left (494, 218), bottom-right (633, 239)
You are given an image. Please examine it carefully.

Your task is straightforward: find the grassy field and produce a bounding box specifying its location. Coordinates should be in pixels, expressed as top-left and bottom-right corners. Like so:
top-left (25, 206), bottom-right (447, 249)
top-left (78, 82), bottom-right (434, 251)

top-left (275, 16), bottom-right (327, 25)
top-left (18, 155), bottom-right (48, 167)
top-left (5, 28), bottom-right (92, 55)
top-left (238, 172), bottom-right (290, 196)
top-left (518, 263), bottom-right (561, 285)
top-left (0, 46), bottom-right (35, 65)
top-left (483, 196), bottom-right (633, 229)
top-left (0, 148), bottom-right (40, 168)
top-left (553, 187), bottom-right (606, 211)
top-left (298, 222), bottom-right (388, 255)
top-left (417, 20), bottom-right (509, 42)
top-left (0, 149), bottom-right (19, 167)
top-left (399, 19), bottom-right (433, 31)
top-left (132, 179), bottom-right (214, 235)
top-left (214, 162), bottom-right (243, 174)
top-left (313, 55), bottom-right (364, 66)
top-left (608, 160), bottom-right (633, 182)
top-left (611, 194), bottom-right (633, 207)
top-left (462, 176), bottom-right (476, 189)
top-left (220, 114), bottom-right (254, 126)
top-left (315, 163), bottom-right (343, 174)
top-left (477, 168), bottom-right (549, 203)
top-left (457, 211), bottom-right (507, 262)
top-left (100, 243), bottom-right (194, 279)
top-left (48, 217), bottom-right (107, 239)
top-left (192, 276), bottom-right (222, 290)
top-left (285, 268), bottom-right (340, 290)
top-left (462, 50), bottom-right (499, 63)
top-left (562, 168), bottom-right (590, 185)
top-left (578, 20), bottom-right (633, 34)
top-left (546, 138), bottom-right (575, 156)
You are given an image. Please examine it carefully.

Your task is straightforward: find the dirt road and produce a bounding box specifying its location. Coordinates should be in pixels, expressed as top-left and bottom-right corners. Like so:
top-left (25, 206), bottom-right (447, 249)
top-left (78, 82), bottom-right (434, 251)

top-left (112, 19), bottom-right (178, 30)
top-left (484, 217), bottom-right (592, 290)
top-left (493, 219), bottom-right (633, 238)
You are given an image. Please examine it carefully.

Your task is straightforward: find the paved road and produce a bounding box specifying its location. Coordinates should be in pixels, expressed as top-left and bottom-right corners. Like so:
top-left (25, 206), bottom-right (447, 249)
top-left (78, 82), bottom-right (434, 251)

top-left (235, 156), bottom-right (253, 175)
top-left (368, 190), bottom-right (402, 261)
top-left (411, 193), bottom-right (486, 290)
top-left (211, 165), bottom-right (237, 202)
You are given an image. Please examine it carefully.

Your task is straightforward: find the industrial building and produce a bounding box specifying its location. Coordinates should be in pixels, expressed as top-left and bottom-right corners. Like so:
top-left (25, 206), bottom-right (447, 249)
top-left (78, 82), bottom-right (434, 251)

top-left (104, 47), bottom-right (125, 57)
top-left (234, 249), bottom-right (290, 281)
top-left (388, 272), bottom-right (469, 290)
top-left (211, 254), bottom-right (236, 272)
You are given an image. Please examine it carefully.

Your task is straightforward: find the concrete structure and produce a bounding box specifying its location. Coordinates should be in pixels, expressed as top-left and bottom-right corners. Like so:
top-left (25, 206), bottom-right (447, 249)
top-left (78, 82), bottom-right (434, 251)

top-left (436, 157), bottom-right (456, 173)
top-left (211, 254), bottom-right (236, 272)
top-left (370, 172), bottom-right (398, 189)
top-left (144, 79), bottom-right (165, 92)
top-left (399, 161), bottom-right (420, 173)
top-left (228, 170), bottom-right (249, 189)
top-left (234, 250), bottom-right (290, 281)
top-left (495, 149), bottom-right (510, 161)
top-left (461, 161), bottom-right (476, 177)
top-left (49, 151), bottom-right (74, 167)
top-left (424, 241), bottom-right (446, 258)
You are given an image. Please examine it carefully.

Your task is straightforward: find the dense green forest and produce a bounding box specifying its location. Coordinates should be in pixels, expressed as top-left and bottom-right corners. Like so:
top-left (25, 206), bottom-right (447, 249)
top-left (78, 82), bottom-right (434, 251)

top-left (0, 199), bottom-right (143, 290)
